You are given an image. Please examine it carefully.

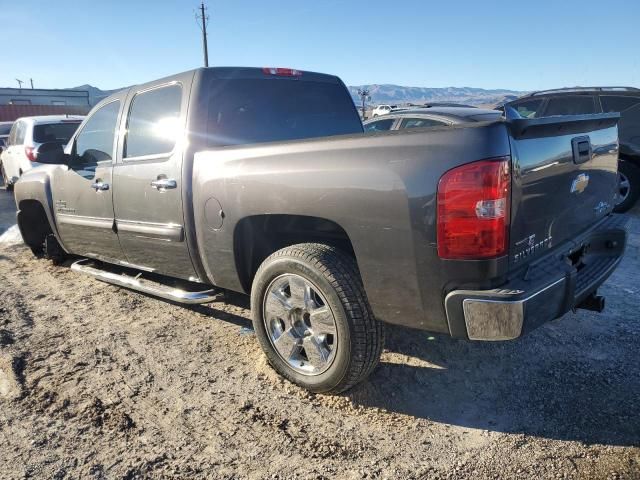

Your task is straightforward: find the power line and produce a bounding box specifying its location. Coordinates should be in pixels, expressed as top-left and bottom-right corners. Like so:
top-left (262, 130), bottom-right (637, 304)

top-left (195, 2), bottom-right (210, 67)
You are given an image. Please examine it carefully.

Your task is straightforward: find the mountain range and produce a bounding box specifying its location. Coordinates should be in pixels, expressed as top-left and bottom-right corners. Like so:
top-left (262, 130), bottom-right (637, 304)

top-left (348, 85), bottom-right (524, 107)
top-left (69, 83), bottom-right (525, 107)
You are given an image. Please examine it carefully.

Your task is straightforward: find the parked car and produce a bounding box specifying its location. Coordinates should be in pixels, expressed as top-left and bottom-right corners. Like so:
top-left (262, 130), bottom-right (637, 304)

top-left (14, 67), bottom-right (625, 394)
top-left (503, 87), bottom-right (640, 212)
top-left (363, 106), bottom-right (502, 131)
top-left (0, 115), bottom-right (83, 190)
top-left (371, 104), bottom-right (402, 117)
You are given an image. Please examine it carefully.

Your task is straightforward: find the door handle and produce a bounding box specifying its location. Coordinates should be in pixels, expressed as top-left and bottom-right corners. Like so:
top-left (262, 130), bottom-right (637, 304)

top-left (150, 178), bottom-right (177, 190)
top-left (91, 181), bottom-right (109, 191)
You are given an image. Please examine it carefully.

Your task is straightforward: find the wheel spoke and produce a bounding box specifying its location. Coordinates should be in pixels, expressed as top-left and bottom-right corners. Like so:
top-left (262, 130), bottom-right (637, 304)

top-left (288, 276), bottom-right (310, 309)
top-left (273, 329), bottom-right (300, 360)
top-left (303, 336), bottom-right (329, 368)
top-left (309, 306), bottom-right (337, 335)
top-left (265, 290), bottom-right (291, 320)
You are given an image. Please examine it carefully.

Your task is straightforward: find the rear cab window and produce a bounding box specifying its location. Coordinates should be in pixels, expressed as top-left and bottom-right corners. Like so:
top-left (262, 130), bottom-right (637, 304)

top-left (204, 75), bottom-right (362, 146)
top-left (33, 122), bottom-right (81, 144)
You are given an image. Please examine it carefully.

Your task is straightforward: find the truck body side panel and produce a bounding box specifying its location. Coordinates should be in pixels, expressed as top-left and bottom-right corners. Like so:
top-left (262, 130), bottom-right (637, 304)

top-left (191, 123), bottom-right (511, 332)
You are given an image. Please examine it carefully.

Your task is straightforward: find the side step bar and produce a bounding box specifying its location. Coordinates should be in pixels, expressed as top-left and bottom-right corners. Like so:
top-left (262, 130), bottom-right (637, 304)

top-left (71, 259), bottom-right (220, 304)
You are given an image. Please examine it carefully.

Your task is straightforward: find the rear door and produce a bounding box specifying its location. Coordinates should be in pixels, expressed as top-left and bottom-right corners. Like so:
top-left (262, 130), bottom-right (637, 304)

top-left (51, 94), bottom-right (126, 261)
top-left (508, 114), bottom-right (619, 266)
top-left (112, 75), bottom-right (197, 280)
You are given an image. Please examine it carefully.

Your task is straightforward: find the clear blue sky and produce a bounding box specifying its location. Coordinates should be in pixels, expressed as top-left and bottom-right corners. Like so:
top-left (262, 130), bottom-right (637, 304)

top-left (2, 0), bottom-right (639, 91)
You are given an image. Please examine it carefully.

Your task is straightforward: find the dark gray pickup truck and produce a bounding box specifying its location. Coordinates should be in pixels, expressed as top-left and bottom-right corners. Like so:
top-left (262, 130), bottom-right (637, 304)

top-left (14, 67), bottom-right (626, 393)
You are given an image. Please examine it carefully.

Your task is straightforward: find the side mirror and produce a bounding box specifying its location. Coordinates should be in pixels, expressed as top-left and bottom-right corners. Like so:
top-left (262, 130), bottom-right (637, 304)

top-left (35, 142), bottom-right (69, 165)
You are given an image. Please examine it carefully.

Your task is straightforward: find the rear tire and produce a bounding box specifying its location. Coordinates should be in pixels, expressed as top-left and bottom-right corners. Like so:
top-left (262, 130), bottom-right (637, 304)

top-left (614, 160), bottom-right (640, 213)
top-left (251, 243), bottom-right (384, 394)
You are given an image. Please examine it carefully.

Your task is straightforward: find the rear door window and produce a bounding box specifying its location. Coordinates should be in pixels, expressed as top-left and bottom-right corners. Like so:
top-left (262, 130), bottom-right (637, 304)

top-left (364, 119), bottom-right (395, 131)
top-left (206, 79), bottom-right (362, 146)
top-left (125, 84), bottom-right (182, 158)
top-left (544, 96), bottom-right (596, 116)
top-left (33, 122), bottom-right (80, 143)
top-left (511, 99), bottom-right (543, 118)
top-left (399, 118), bottom-right (447, 129)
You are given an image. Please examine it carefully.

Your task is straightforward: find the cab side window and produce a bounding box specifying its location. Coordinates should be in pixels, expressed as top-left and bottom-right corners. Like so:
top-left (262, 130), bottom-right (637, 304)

top-left (72, 100), bottom-right (121, 170)
top-left (124, 84), bottom-right (182, 159)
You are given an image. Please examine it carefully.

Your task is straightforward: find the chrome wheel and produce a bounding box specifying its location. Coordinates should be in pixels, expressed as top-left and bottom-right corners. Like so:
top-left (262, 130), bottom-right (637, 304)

top-left (617, 171), bottom-right (631, 205)
top-left (263, 273), bottom-right (338, 376)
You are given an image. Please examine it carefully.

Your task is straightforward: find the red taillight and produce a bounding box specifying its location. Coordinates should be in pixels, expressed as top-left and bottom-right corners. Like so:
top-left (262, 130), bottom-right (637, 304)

top-left (437, 157), bottom-right (511, 259)
top-left (262, 67), bottom-right (302, 77)
top-left (25, 146), bottom-right (37, 162)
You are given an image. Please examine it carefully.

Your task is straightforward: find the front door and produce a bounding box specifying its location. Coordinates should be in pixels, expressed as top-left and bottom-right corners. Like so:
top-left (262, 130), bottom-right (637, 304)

top-left (112, 79), bottom-right (197, 280)
top-left (52, 96), bottom-right (125, 262)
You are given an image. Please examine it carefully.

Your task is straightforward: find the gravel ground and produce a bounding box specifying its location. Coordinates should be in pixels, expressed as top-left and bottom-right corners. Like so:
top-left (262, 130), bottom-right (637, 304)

top-left (0, 187), bottom-right (638, 479)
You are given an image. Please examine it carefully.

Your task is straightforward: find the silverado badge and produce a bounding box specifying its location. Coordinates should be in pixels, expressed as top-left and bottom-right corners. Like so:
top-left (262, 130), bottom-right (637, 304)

top-left (571, 173), bottom-right (590, 194)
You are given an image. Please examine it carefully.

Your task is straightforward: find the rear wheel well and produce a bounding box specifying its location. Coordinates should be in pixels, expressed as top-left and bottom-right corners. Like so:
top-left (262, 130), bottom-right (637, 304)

top-left (17, 200), bottom-right (53, 252)
top-left (234, 215), bottom-right (357, 293)
top-left (620, 153), bottom-right (640, 167)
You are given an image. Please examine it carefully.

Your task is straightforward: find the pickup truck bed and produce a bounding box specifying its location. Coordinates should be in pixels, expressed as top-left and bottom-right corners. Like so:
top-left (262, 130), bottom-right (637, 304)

top-left (13, 67), bottom-right (626, 393)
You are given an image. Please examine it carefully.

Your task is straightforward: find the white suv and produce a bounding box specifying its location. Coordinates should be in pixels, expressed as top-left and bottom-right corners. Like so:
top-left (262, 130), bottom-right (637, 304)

top-left (371, 105), bottom-right (392, 117)
top-left (1, 115), bottom-right (83, 190)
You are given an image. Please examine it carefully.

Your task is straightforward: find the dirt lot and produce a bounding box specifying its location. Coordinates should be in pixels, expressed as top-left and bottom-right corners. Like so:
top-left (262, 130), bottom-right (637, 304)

top-left (0, 188), bottom-right (639, 479)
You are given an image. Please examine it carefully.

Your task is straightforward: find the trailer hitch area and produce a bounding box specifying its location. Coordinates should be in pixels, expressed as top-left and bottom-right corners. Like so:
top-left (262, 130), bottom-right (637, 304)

top-left (576, 293), bottom-right (605, 313)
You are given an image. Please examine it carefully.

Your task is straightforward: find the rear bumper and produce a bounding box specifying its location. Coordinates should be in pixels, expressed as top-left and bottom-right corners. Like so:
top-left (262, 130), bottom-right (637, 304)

top-left (444, 214), bottom-right (628, 341)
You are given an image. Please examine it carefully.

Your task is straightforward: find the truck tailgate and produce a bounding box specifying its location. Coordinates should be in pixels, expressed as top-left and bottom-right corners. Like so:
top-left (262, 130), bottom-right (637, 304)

top-left (508, 113), bottom-right (620, 266)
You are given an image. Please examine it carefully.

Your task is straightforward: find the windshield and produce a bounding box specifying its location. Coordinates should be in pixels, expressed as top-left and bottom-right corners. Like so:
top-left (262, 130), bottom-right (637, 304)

top-left (33, 122), bottom-right (81, 143)
top-left (205, 79), bottom-right (362, 146)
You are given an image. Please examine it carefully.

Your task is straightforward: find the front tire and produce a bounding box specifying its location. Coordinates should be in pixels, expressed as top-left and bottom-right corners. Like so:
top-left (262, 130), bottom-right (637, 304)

top-left (251, 243), bottom-right (384, 394)
top-left (614, 160), bottom-right (640, 213)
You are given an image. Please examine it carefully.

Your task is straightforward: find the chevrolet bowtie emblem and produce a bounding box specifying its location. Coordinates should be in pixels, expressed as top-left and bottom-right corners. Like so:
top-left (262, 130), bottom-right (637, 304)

top-left (571, 173), bottom-right (590, 194)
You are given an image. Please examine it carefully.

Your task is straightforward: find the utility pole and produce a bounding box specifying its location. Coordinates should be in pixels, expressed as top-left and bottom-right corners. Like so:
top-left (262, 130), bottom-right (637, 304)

top-left (196, 2), bottom-right (210, 67)
top-left (16, 78), bottom-right (23, 89)
top-left (30, 78), bottom-right (34, 89)
top-left (357, 88), bottom-right (370, 120)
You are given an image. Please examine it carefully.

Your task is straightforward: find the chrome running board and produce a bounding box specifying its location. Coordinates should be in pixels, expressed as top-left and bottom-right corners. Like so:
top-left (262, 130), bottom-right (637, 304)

top-left (71, 259), bottom-right (219, 304)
